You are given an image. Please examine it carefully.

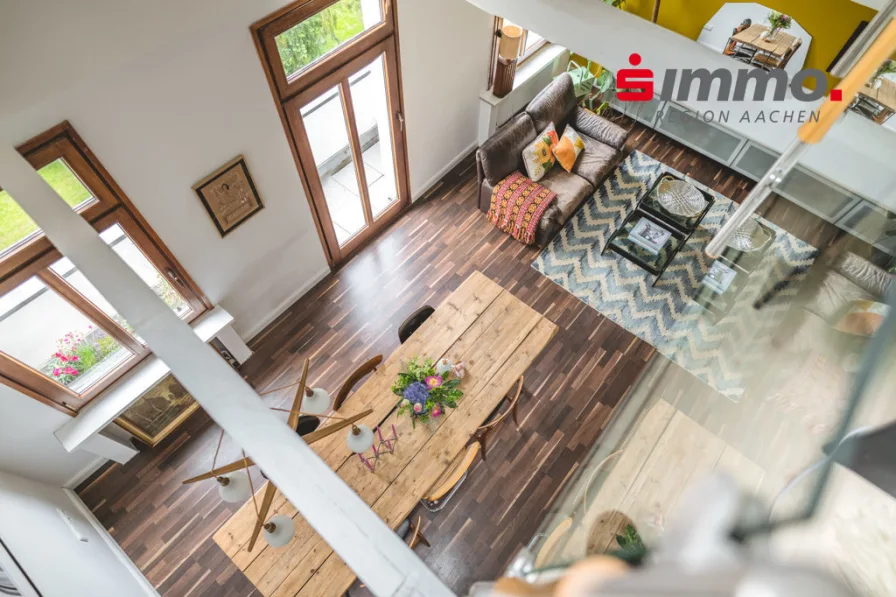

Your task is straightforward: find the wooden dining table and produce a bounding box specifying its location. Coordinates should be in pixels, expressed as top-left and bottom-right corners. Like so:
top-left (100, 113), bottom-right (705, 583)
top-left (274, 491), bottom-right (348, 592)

top-left (857, 77), bottom-right (896, 123)
top-left (212, 271), bottom-right (558, 597)
top-left (730, 23), bottom-right (796, 65)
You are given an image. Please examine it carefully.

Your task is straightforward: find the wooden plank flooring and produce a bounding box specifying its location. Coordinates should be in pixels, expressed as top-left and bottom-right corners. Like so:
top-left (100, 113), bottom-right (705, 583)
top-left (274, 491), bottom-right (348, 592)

top-left (76, 119), bottom-right (859, 597)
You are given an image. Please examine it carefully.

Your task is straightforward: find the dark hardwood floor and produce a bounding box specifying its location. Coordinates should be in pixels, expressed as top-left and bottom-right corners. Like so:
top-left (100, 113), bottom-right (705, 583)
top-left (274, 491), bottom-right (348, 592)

top-left (76, 118), bottom-right (859, 597)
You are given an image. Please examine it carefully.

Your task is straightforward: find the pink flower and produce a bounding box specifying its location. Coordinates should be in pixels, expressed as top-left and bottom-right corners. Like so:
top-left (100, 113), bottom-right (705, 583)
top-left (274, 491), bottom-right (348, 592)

top-left (52, 368), bottom-right (61, 377)
top-left (431, 406), bottom-right (442, 417)
top-left (424, 375), bottom-right (443, 389)
top-left (63, 367), bottom-right (79, 376)
top-left (60, 356), bottom-right (68, 363)
top-left (70, 356), bottom-right (78, 362)
top-left (413, 403), bottom-right (423, 413)
top-left (53, 352), bottom-right (64, 359)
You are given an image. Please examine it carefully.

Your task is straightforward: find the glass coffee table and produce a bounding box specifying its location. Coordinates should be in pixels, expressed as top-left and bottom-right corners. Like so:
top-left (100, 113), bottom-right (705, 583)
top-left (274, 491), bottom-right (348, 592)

top-left (692, 218), bottom-right (776, 323)
top-left (603, 172), bottom-right (715, 285)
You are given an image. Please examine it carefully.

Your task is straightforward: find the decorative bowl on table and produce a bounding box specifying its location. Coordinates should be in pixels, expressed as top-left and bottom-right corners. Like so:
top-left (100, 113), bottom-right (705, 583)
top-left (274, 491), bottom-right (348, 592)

top-left (727, 218), bottom-right (771, 252)
top-left (657, 178), bottom-right (708, 217)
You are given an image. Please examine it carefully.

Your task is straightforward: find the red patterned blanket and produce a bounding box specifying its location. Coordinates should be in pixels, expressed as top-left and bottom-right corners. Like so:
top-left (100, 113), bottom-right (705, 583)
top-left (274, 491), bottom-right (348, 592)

top-left (486, 171), bottom-right (557, 245)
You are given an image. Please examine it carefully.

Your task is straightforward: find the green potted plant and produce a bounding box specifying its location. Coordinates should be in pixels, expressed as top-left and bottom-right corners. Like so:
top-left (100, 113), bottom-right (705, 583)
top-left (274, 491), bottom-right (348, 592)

top-left (871, 60), bottom-right (896, 89)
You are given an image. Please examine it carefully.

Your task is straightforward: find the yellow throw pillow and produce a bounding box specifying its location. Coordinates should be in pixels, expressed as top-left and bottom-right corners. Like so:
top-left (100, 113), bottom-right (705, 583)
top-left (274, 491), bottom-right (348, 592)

top-left (521, 123), bottom-right (559, 182)
top-left (553, 125), bottom-right (585, 172)
top-left (834, 299), bottom-right (890, 336)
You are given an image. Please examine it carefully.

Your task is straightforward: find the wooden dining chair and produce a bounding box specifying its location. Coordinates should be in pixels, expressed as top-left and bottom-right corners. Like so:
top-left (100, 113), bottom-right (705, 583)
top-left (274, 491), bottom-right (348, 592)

top-left (398, 305), bottom-right (435, 344)
top-left (333, 355), bottom-right (383, 411)
top-left (467, 376), bottom-right (524, 461)
top-left (420, 442), bottom-right (482, 512)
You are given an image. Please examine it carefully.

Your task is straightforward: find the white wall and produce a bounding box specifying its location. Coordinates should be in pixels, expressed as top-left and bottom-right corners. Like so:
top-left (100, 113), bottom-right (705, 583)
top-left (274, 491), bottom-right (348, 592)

top-left (0, 0), bottom-right (494, 487)
top-left (0, 386), bottom-right (100, 487)
top-left (398, 0), bottom-right (495, 197)
top-left (0, 471), bottom-right (156, 596)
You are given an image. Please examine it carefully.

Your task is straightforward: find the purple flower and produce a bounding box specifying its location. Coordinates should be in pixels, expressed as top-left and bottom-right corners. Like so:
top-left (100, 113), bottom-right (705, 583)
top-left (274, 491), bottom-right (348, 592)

top-left (424, 375), bottom-right (443, 389)
top-left (402, 382), bottom-right (430, 405)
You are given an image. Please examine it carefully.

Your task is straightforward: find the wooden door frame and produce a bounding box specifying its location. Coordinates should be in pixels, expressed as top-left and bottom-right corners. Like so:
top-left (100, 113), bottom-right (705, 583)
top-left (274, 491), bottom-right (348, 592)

top-left (250, 0), bottom-right (410, 267)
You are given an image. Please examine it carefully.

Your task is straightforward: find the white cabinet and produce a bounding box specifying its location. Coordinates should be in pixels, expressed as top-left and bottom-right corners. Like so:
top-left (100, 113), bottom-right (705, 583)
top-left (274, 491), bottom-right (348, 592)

top-left (731, 142), bottom-right (778, 181)
top-left (773, 167), bottom-right (862, 222)
top-left (656, 103), bottom-right (746, 165)
top-left (608, 94), bottom-right (664, 127)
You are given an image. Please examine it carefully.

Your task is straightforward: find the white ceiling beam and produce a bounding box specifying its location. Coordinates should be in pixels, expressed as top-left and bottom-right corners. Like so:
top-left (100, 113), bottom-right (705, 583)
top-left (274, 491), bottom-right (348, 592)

top-left (0, 138), bottom-right (454, 597)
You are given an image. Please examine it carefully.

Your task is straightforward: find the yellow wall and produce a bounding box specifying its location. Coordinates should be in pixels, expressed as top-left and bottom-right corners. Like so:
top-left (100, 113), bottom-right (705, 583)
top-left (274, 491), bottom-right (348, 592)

top-left (607, 0), bottom-right (877, 91)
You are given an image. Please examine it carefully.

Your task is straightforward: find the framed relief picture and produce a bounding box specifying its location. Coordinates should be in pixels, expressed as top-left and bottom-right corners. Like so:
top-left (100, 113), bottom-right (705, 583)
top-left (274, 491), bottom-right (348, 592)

top-left (193, 155), bottom-right (263, 236)
top-left (116, 374), bottom-right (200, 447)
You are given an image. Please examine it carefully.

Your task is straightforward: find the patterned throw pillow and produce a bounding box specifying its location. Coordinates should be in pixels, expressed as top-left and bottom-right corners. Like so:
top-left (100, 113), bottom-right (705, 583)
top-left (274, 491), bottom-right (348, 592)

top-left (834, 300), bottom-right (890, 336)
top-left (521, 123), bottom-right (559, 182)
top-left (552, 125), bottom-right (585, 172)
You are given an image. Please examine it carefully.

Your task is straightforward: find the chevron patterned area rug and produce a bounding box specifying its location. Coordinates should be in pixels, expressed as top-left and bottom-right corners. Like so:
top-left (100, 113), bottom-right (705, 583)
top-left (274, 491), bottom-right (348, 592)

top-left (533, 151), bottom-right (819, 401)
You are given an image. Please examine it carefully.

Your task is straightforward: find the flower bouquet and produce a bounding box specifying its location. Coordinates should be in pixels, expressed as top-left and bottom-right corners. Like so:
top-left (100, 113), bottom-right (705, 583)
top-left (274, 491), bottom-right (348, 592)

top-left (765, 11), bottom-right (792, 40)
top-left (392, 357), bottom-right (464, 426)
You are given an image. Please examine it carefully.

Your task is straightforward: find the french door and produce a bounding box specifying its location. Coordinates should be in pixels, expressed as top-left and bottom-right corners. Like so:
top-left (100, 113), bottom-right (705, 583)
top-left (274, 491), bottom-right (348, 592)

top-left (286, 39), bottom-right (409, 262)
top-left (252, 0), bottom-right (409, 266)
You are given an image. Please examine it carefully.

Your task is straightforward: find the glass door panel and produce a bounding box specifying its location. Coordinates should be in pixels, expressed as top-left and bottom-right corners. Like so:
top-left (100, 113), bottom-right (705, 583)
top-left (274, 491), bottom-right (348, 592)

top-left (301, 84), bottom-right (369, 245)
top-left (349, 53), bottom-right (400, 218)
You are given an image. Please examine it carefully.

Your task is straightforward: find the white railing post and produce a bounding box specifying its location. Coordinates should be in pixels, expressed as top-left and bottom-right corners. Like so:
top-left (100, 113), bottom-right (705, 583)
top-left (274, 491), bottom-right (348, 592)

top-left (0, 140), bottom-right (454, 597)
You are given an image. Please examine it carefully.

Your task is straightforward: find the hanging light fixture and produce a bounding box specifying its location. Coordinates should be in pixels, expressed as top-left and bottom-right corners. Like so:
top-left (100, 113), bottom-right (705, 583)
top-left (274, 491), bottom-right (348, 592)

top-left (216, 470), bottom-right (252, 503)
top-left (263, 514), bottom-right (295, 548)
top-left (346, 424), bottom-right (375, 453)
top-left (301, 386), bottom-right (331, 415)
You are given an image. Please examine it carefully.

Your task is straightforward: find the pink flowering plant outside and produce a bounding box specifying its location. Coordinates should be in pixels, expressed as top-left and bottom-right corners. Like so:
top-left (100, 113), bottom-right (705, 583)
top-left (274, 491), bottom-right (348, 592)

top-left (42, 327), bottom-right (121, 386)
top-left (392, 357), bottom-right (463, 427)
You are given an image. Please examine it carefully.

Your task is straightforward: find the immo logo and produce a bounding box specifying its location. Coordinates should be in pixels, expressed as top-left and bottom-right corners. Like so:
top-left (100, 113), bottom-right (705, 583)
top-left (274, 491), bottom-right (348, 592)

top-left (617, 53), bottom-right (840, 124)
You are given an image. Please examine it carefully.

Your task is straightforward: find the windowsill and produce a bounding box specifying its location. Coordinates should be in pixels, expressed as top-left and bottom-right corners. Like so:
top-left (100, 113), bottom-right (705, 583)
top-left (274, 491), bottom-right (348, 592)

top-left (480, 44), bottom-right (568, 106)
top-left (54, 305), bottom-right (235, 453)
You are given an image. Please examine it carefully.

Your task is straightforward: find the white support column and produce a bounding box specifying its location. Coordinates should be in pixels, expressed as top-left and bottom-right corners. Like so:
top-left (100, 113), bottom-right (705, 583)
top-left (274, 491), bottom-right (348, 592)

top-left (0, 140), bottom-right (454, 597)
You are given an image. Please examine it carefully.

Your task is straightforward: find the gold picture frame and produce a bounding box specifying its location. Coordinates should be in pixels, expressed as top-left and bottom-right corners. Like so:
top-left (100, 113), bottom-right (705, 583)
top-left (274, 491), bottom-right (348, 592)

top-left (116, 374), bottom-right (200, 447)
top-left (193, 155), bottom-right (264, 236)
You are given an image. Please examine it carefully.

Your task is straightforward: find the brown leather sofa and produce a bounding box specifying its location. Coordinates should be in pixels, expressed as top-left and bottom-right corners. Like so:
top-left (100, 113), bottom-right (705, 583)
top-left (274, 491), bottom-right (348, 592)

top-left (773, 251), bottom-right (893, 358)
top-left (475, 73), bottom-right (628, 246)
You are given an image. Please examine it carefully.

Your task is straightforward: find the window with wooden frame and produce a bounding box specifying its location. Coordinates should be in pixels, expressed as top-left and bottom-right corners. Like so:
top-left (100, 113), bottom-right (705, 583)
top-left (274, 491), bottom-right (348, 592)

top-left (0, 122), bottom-right (209, 415)
top-left (499, 18), bottom-right (549, 64)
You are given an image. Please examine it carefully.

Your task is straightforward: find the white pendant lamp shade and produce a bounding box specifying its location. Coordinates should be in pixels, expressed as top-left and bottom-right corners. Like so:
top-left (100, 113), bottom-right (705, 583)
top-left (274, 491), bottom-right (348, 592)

top-left (263, 514), bottom-right (295, 548)
top-left (217, 470), bottom-right (251, 503)
top-left (346, 424), bottom-right (375, 453)
top-left (302, 387), bottom-right (331, 415)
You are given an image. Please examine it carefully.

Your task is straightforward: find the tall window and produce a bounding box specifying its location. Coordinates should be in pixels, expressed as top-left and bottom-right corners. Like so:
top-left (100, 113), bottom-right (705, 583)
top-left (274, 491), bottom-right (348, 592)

top-left (0, 123), bottom-right (208, 414)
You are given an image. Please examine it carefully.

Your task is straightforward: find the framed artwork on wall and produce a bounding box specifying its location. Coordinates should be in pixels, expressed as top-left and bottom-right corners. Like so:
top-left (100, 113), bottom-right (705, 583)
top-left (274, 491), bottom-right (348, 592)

top-left (0, 539), bottom-right (41, 597)
top-left (115, 374), bottom-right (200, 447)
top-left (193, 155), bottom-right (264, 237)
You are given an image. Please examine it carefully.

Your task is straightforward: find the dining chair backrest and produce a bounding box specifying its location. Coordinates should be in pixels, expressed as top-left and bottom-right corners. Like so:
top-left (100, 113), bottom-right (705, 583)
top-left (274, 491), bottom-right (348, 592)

top-left (468, 376), bottom-right (524, 460)
top-left (398, 305), bottom-right (435, 344)
top-left (333, 355), bottom-right (384, 411)
top-left (420, 442), bottom-right (481, 511)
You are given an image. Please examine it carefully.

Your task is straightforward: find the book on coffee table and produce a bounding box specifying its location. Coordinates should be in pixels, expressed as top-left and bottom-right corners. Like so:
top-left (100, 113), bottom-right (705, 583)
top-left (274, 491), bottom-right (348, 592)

top-left (628, 218), bottom-right (672, 255)
top-left (702, 261), bottom-right (737, 294)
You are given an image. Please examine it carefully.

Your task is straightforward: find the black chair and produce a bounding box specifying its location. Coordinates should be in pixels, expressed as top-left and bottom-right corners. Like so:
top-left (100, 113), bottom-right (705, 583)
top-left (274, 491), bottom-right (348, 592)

top-left (398, 305), bottom-right (435, 344)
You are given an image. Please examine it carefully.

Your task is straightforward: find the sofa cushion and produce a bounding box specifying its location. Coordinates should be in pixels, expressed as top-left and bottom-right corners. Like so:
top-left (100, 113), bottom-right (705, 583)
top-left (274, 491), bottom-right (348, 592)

top-left (572, 107), bottom-right (628, 151)
top-left (521, 123), bottom-right (560, 182)
top-left (572, 133), bottom-right (618, 188)
top-left (830, 252), bottom-right (893, 299)
top-left (537, 167), bottom-right (594, 223)
top-left (553, 125), bottom-right (585, 172)
top-left (804, 269), bottom-right (876, 322)
top-left (526, 73), bottom-right (578, 133)
top-left (478, 113), bottom-right (537, 186)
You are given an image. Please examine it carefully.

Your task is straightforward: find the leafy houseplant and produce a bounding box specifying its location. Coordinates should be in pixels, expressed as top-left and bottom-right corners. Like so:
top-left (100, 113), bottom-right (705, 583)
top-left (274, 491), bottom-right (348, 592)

top-left (610, 524), bottom-right (648, 565)
top-left (392, 357), bottom-right (464, 427)
top-left (43, 328), bottom-right (121, 386)
top-left (871, 60), bottom-right (896, 89)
